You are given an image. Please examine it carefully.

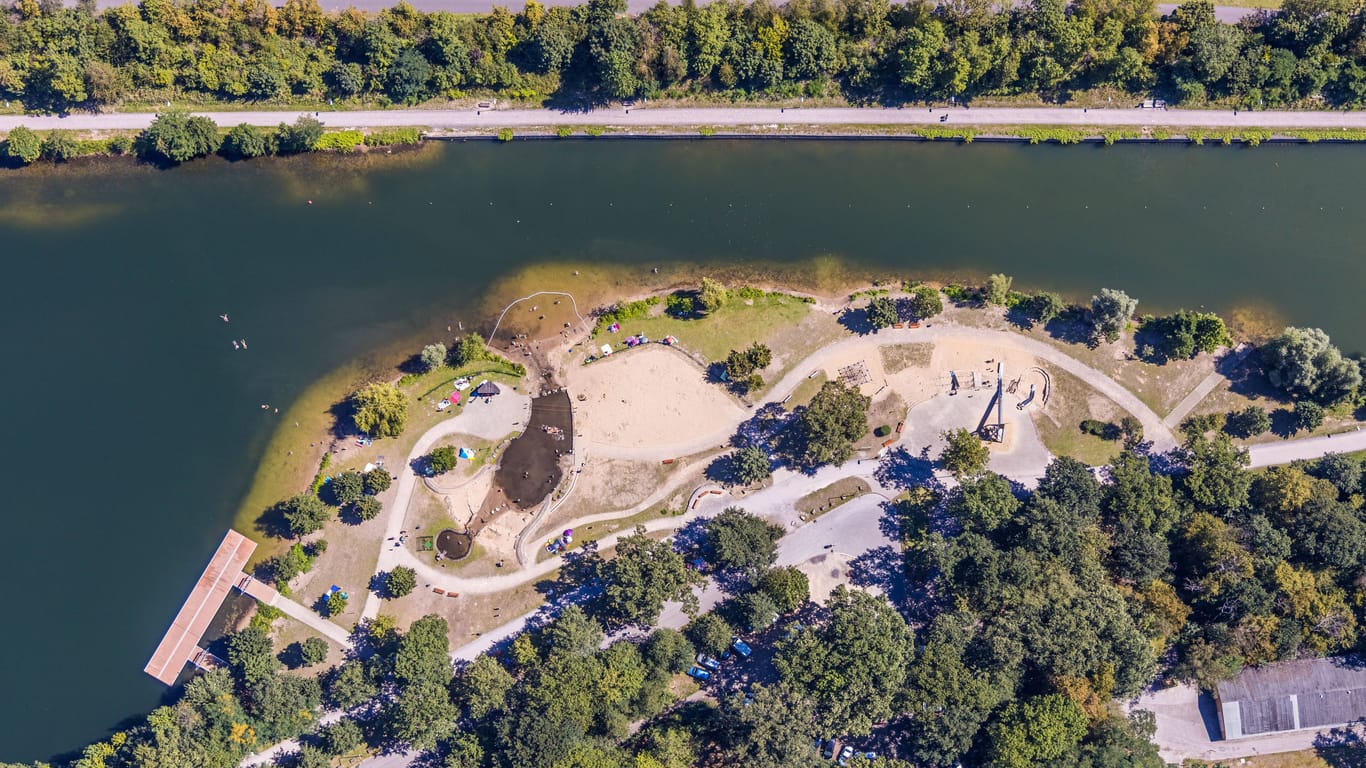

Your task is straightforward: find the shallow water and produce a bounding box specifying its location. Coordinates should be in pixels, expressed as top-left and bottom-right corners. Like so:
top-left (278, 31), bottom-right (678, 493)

top-left (2, 139), bottom-right (1364, 761)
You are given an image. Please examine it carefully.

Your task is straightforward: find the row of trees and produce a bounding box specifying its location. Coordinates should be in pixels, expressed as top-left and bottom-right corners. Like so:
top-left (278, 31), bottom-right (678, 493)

top-left (7, 0), bottom-right (1366, 111)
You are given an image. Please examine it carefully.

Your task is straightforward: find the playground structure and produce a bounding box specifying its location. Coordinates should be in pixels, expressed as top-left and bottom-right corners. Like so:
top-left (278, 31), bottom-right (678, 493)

top-left (978, 362), bottom-right (1006, 443)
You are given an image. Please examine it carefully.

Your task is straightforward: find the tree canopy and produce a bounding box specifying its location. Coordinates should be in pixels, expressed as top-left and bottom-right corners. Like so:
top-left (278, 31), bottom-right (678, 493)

top-left (351, 382), bottom-right (408, 438)
top-left (792, 380), bottom-right (869, 467)
top-left (1262, 326), bottom-right (1362, 403)
top-left (705, 507), bottom-right (784, 575)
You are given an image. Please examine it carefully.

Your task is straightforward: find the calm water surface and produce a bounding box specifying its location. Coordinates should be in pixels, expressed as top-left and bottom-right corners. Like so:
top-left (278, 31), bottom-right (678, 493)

top-left (2, 139), bottom-right (1364, 761)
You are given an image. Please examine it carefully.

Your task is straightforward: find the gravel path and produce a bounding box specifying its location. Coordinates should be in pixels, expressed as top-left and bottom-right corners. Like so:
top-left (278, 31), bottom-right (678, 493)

top-left (3, 104), bottom-right (1363, 133)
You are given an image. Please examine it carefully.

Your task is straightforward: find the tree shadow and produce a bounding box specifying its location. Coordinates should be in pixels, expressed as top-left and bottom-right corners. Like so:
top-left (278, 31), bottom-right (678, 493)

top-left (837, 307), bottom-right (875, 336)
top-left (397, 353), bottom-right (429, 376)
top-left (279, 641), bottom-right (308, 669)
top-left (706, 453), bottom-right (742, 485)
top-left (1005, 304), bottom-right (1037, 330)
top-left (369, 571), bottom-right (395, 600)
top-left (329, 396), bottom-right (358, 441)
top-left (254, 498), bottom-right (295, 540)
top-left (1042, 314), bottom-right (1094, 346)
top-left (1271, 407), bottom-right (1300, 438)
top-left (874, 446), bottom-right (941, 494)
top-left (1315, 725), bottom-right (1366, 768)
top-left (847, 545), bottom-right (905, 606)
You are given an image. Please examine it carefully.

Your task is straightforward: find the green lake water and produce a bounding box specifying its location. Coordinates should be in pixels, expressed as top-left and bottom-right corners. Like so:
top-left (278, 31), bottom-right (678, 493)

top-left (2, 139), bottom-right (1364, 761)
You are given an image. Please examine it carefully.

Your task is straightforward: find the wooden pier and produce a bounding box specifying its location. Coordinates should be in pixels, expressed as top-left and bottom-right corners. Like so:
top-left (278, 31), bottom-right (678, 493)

top-left (143, 530), bottom-right (257, 685)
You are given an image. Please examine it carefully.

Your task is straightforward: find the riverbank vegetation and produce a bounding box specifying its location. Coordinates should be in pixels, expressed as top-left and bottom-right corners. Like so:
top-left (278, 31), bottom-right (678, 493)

top-left (4, 0), bottom-right (1366, 114)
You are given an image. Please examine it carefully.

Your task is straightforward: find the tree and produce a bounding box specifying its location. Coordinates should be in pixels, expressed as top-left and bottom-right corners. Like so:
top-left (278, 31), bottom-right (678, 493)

top-left (354, 496), bottom-right (382, 521)
top-left (457, 654), bottom-right (515, 720)
top-left (726, 342), bottom-right (773, 381)
top-left (395, 615), bottom-right (453, 686)
top-left (1090, 288), bottom-right (1138, 343)
top-left (758, 566), bottom-right (809, 613)
top-left (275, 116), bottom-right (325, 154)
top-left (706, 507), bottom-right (784, 575)
top-left (330, 471), bottom-right (364, 506)
top-left (866, 296), bottom-right (898, 328)
top-left (1145, 311), bottom-right (1231, 360)
top-left (906, 285), bottom-right (943, 320)
top-left (986, 694), bottom-right (1088, 768)
top-left (939, 428), bottom-right (989, 479)
top-left (794, 381), bottom-right (869, 467)
top-left (1293, 400), bottom-right (1325, 433)
top-left (739, 590), bottom-right (780, 632)
top-left (325, 661), bottom-right (377, 709)
top-left (451, 334), bottom-right (488, 366)
top-left (295, 744), bottom-right (331, 768)
top-left (299, 636), bottom-right (329, 666)
top-left (386, 47), bottom-right (433, 102)
top-left (3, 126), bottom-right (42, 164)
top-left (1028, 292), bottom-right (1066, 324)
top-left (385, 565), bottom-right (417, 598)
top-left (1225, 406), bottom-right (1271, 438)
top-left (775, 587), bottom-right (913, 735)
top-left (388, 680), bottom-right (456, 749)
top-left (698, 277), bottom-right (729, 312)
top-left (419, 343), bottom-right (447, 372)
top-left (1262, 327), bottom-right (1362, 403)
top-left (731, 446), bottom-right (771, 485)
top-left (137, 111), bottom-right (220, 164)
top-left (326, 591), bottom-right (348, 617)
top-left (717, 683), bottom-right (823, 768)
top-left (428, 446), bottom-right (457, 474)
top-left (227, 627), bottom-right (280, 688)
top-left (595, 527), bottom-right (702, 627)
top-left (948, 472), bottom-right (1019, 534)
top-left (985, 273), bottom-right (1013, 305)
top-left (364, 468), bottom-right (392, 494)
top-left (222, 123), bottom-right (269, 159)
top-left (281, 493), bottom-right (331, 537)
top-left (351, 382), bottom-right (408, 437)
top-left (785, 18), bottom-right (837, 79)
top-left (686, 613), bottom-right (734, 656)
top-left (1181, 433), bottom-right (1251, 512)
top-left (1310, 452), bottom-right (1361, 497)
top-left (320, 717), bottom-right (364, 755)
top-left (543, 605), bottom-right (604, 658)
top-left (643, 628), bottom-right (695, 674)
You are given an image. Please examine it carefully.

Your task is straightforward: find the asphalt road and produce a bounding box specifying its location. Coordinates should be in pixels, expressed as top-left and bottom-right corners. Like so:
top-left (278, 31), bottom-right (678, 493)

top-left (8, 104), bottom-right (1357, 132)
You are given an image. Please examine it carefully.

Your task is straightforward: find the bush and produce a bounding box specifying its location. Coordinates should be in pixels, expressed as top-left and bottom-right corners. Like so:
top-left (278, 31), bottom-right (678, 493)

top-left (556, 126), bottom-right (573, 138)
top-left (698, 277), bottom-right (729, 312)
top-left (1028, 292), bottom-right (1066, 325)
top-left (451, 333), bottom-right (489, 366)
top-left (107, 135), bottom-right (133, 155)
top-left (314, 130), bottom-right (365, 151)
top-left (985, 273), bottom-right (1013, 305)
top-left (874, 425), bottom-right (891, 437)
top-left (364, 128), bottom-right (422, 146)
top-left (136, 111), bottom-right (220, 163)
top-left (325, 591), bottom-right (348, 617)
top-left (275, 116), bottom-right (325, 154)
top-left (496, 128), bottom-right (514, 142)
top-left (364, 468), bottom-right (392, 494)
top-left (3, 126), bottom-right (42, 164)
top-left (353, 496), bottom-right (382, 521)
top-left (40, 130), bottom-right (78, 161)
top-left (666, 293), bottom-right (695, 316)
top-left (1080, 419), bottom-right (1120, 440)
top-left (386, 566), bottom-right (417, 598)
top-left (222, 123), bottom-right (269, 159)
top-left (428, 446), bottom-right (457, 474)
top-left (906, 285), bottom-right (944, 320)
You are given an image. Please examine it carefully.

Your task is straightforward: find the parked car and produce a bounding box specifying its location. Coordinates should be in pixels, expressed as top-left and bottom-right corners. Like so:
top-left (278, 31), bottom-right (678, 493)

top-left (863, 752), bottom-right (878, 760)
top-left (686, 666), bottom-right (711, 682)
top-left (820, 739), bottom-right (837, 760)
top-left (731, 636), bottom-right (753, 658)
top-left (838, 746), bottom-right (855, 766)
top-left (696, 654), bottom-right (721, 672)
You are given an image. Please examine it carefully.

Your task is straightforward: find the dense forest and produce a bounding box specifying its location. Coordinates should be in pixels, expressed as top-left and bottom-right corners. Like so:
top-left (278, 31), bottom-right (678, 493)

top-left (5, 0), bottom-right (1366, 112)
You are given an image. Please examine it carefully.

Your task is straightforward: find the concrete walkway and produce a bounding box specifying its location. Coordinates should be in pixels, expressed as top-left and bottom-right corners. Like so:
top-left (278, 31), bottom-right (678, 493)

top-left (1162, 345), bottom-right (1254, 429)
top-left (5, 105), bottom-right (1366, 133)
top-left (1247, 428), bottom-right (1366, 468)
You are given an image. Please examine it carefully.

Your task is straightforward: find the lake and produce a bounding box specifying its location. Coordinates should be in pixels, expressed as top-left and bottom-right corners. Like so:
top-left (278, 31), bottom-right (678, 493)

top-left (2, 138), bottom-right (1363, 761)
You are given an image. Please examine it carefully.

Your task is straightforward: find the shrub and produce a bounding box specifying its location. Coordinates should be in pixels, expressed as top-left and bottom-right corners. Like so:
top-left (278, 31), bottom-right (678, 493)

top-left (107, 135), bottom-right (133, 155)
top-left (40, 130), bottom-right (78, 161)
top-left (666, 293), bottom-right (695, 316)
top-left (1080, 419), bottom-right (1120, 440)
top-left (496, 128), bottom-right (514, 142)
top-left (314, 130), bottom-right (365, 151)
top-left (3, 126), bottom-right (42, 164)
top-left (906, 285), bottom-right (944, 320)
top-left (874, 425), bottom-right (891, 437)
top-left (364, 128), bottom-right (421, 146)
top-left (300, 637), bottom-right (329, 666)
top-left (325, 591), bottom-right (348, 617)
top-left (985, 274), bottom-right (1013, 305)
top-left (137, 111), bottom-right (220, 163)
top-left (275, 116), bottom-right (325, 154)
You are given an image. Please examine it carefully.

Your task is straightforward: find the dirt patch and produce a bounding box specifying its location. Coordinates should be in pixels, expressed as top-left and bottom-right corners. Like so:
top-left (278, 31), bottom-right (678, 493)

top-left (489, 390), bottom-right (574, 517)
top-left (880, 343), bottom-right (934, 374)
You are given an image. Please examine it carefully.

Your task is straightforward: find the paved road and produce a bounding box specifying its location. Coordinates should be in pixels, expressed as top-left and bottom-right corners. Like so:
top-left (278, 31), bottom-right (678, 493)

top-left (1247, 428), bottom-right (1366, 468)
top-left (3, 104), bottom-right (1361, 133)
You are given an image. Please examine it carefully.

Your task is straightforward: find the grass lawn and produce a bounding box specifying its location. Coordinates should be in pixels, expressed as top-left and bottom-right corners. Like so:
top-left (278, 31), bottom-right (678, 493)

top-left (1186, 747), bottom-right (1340, 768)
top-left (1032, 367), bottom-right (1126, 467)
top-left (796, 477), bottom-right (873, 519)
top-left (536, 494), bottom-right (692, 564)
top-left (786, 372), bottom-right (827, 411)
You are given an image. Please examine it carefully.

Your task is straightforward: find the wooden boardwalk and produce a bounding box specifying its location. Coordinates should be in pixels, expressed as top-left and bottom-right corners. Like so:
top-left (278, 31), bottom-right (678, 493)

top-left (143, 530), bottom-right (256, 685)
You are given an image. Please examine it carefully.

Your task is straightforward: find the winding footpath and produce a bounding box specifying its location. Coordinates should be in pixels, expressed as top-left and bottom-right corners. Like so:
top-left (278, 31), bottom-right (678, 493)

top-left (5, 105), bottom-right (1366, 134)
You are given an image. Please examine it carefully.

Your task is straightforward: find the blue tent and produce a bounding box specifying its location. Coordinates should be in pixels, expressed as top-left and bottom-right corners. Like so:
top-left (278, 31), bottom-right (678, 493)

top-left (458, 447), bottom-right (475, 459)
